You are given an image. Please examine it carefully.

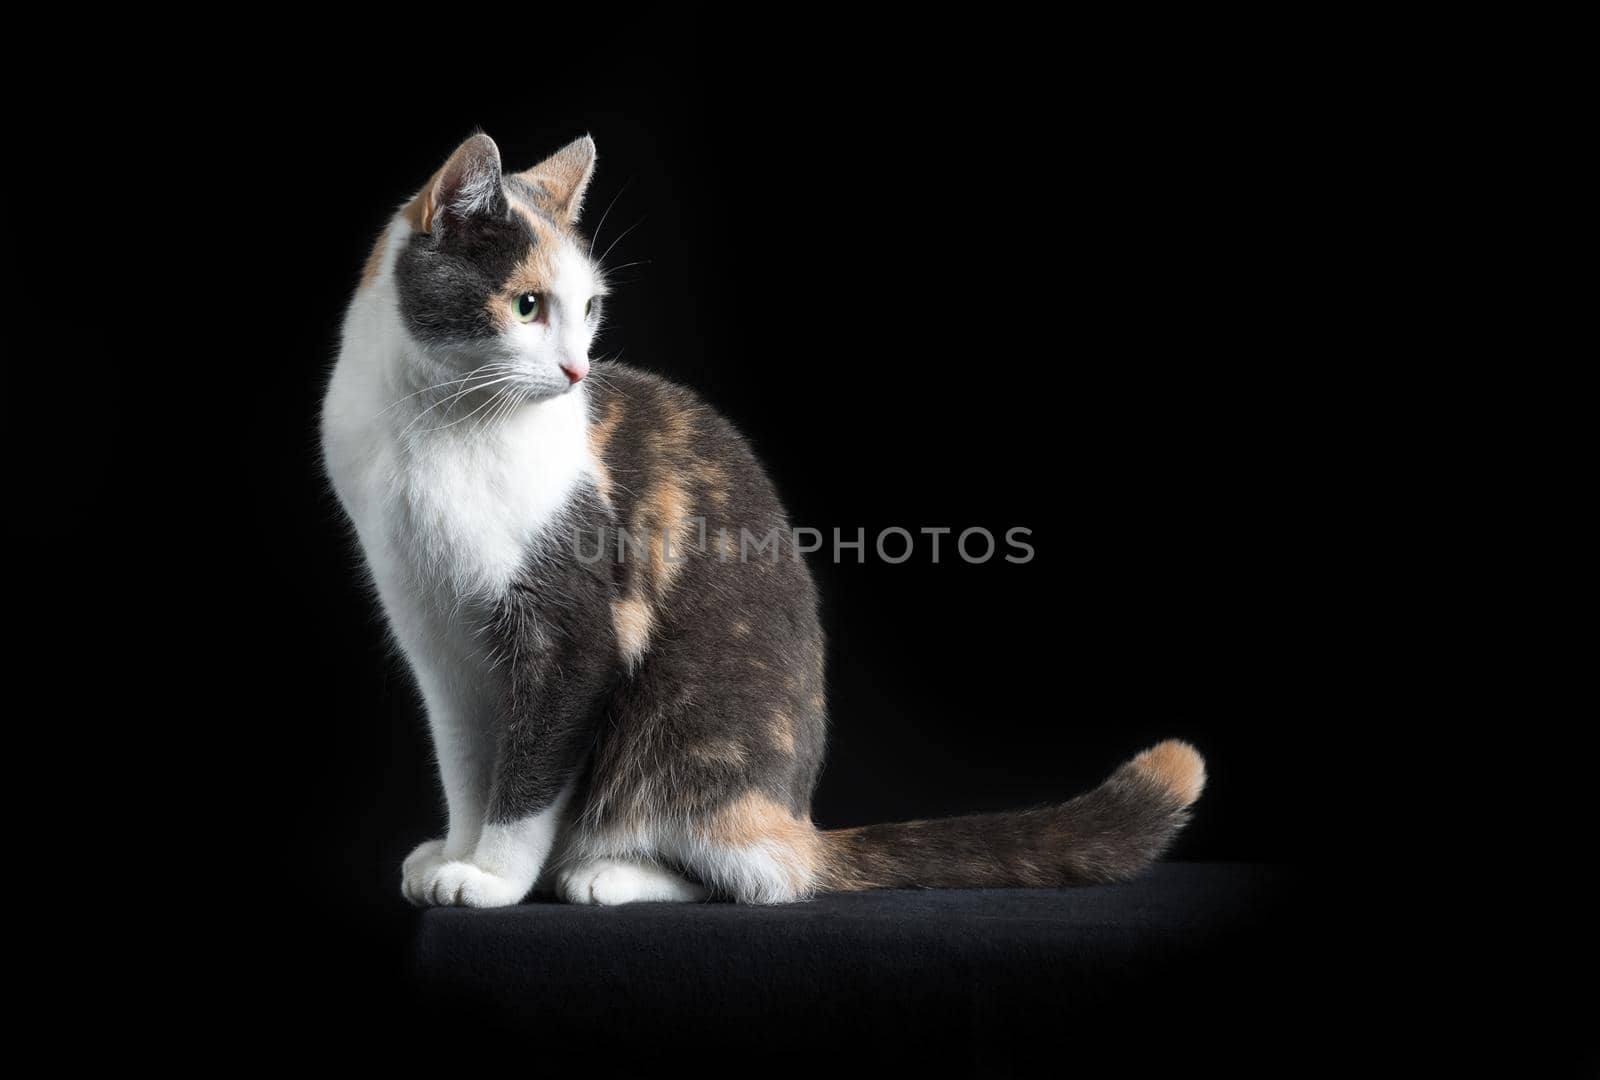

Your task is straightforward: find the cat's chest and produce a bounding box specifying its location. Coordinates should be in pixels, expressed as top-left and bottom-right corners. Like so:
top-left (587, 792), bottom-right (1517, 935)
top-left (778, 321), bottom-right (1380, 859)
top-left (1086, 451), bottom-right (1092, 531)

top-left (390, 439), bottom-right (553, 595)
top-left (330, 384), bottom-right (592, 602)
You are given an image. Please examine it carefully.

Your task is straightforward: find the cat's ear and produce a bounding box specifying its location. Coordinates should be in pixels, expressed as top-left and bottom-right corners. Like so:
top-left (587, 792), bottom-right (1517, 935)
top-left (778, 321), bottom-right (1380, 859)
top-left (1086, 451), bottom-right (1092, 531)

top-left (515, 135), bottom-right (597, 226)
top-left (406, 133), bottom-right (506, 234)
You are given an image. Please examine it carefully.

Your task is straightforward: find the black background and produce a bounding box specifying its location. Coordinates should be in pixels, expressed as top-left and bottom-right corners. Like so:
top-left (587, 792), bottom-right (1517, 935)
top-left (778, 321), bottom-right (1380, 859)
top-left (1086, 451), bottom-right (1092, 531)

top-left (47, 13), bottom-right (1340, 1064)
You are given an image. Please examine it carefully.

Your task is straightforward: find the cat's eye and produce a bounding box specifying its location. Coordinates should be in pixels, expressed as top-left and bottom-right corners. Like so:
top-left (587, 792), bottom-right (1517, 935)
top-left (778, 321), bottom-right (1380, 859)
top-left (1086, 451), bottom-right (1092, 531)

top-left (585, 297), bottom-right (595, 319)
top-left (514, 293), bottom-right (542, 323)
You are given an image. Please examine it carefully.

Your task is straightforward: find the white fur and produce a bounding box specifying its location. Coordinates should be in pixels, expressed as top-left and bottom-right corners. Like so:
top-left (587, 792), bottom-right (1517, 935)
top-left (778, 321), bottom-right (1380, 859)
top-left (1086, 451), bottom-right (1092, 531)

top-left (558, 857), bottom-right (709, 905)
top-left (323, 212), bottom-right (601, 908)
top-left (404, 783), bottom-right (575, 906)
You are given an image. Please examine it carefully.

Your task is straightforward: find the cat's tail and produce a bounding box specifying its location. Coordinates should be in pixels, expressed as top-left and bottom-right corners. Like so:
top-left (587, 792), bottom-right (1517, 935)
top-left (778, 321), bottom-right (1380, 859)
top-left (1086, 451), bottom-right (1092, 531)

top-left (816, 740), bottom-right (1206, 892)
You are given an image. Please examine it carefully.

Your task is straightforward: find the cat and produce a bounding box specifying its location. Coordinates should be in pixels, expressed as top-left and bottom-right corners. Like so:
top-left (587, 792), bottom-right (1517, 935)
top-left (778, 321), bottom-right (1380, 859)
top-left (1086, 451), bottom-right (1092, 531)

top-left (321, 133), bottom-right (1206, 907)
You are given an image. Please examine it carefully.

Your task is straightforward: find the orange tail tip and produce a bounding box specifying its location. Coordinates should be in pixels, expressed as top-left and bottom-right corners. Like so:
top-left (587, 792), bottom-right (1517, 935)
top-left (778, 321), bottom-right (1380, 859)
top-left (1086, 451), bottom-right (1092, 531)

top-left (1130, 739), bottom-right (1208, 807)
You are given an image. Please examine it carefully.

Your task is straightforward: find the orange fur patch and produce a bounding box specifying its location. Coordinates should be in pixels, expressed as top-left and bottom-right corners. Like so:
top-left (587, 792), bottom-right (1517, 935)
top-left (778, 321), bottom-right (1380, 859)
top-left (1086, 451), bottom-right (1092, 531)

top-left (770, 710), bottom-right (797, 754)
top-left (694, 460), bottom-right (730, 511)
top-left (359, 229), bottom-right (388, 289)
top-left (508, 198), bottom-right (546, 232)
top-left (587, 397), bottom-right (624, 504)
top-left (640, 476), bottom-right (693, 595)
top-left (702, 792), bottom-right (820, 891)
top-left (401, 165), bottom-right (444, 232)
top-left (612, 596), bottom-right (655, 666)
top-left (1131, 740), bottom-right (1207, 806)
top-left (688, 739), bottom-right (749, 767)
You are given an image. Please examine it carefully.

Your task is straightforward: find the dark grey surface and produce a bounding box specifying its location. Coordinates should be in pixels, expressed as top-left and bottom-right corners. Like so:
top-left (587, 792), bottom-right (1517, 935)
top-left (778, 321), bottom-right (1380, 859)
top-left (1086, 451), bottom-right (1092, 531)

top-left (417, 861), bottom-right (1284, 937)
top-left (411, 863), bottom-right (1301, 1073)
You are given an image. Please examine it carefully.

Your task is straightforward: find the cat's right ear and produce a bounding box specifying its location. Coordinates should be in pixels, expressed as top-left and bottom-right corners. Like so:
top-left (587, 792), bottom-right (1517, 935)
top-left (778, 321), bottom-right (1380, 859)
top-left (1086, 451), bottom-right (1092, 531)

top-left (405, 134), bottom-right (505, 235)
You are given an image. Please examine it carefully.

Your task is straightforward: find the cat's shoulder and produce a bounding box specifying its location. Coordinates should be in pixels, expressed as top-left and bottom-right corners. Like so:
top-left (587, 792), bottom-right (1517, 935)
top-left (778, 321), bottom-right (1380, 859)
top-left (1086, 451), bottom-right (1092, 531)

top-left (586, 360), bottom-right (704, 412)
top-left (585, 362), bottom-right (746, 448)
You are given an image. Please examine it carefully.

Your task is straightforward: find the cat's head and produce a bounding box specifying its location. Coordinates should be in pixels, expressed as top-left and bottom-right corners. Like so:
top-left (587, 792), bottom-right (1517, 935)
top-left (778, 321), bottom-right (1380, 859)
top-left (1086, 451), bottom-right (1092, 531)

top-left (390, 133), bottom-right (605, 400)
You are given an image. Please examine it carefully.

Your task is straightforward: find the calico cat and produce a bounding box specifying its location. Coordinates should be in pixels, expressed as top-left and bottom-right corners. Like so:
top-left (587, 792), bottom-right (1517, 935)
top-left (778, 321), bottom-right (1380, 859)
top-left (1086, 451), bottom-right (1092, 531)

top-left (321, 133), bottom-right (1206, 907)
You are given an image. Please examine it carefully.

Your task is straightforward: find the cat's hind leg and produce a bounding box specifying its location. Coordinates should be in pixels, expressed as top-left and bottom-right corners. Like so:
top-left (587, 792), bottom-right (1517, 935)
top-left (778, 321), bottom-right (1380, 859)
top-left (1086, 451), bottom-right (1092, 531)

top-left (561, 799), bottom-right (820, 905)
top-left (558, 857), bottom-right (709, 905)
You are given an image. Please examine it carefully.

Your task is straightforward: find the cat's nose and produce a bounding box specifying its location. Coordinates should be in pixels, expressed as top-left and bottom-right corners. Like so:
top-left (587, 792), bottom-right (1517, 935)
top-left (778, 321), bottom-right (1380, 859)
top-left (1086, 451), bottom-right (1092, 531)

top-left (561, 358), bottom-right (589, 384)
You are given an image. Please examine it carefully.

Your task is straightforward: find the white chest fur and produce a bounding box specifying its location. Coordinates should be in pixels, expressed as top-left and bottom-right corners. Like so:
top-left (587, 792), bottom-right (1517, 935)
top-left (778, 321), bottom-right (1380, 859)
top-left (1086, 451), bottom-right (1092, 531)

top-left (324, 369), bottom-right (590, 616)
top-left (386, 394), bottom-right (589, 596)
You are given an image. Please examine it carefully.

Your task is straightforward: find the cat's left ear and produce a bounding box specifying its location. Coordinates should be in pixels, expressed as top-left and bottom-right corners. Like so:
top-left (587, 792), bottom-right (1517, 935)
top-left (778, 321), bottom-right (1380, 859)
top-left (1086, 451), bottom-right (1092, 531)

top-left (407, 133), bottom-right (506, 235)
top-left (515, 135), bottom-right (597, 226)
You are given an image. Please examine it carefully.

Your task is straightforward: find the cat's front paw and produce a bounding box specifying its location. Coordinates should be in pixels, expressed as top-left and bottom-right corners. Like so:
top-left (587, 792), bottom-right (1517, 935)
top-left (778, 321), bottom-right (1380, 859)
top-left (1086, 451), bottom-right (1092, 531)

top-left (415, 860), bottom-right (529, 908)
top-left (401, 839), bottom-right (448, 905)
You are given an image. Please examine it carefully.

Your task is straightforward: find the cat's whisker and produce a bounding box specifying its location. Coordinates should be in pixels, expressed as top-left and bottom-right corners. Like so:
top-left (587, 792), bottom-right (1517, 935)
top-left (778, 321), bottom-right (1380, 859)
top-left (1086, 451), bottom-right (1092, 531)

top-left (377, 370), bottom-right (481, 417)
top-left (583, 368), bottom-right (622, 392)
top-left (503, 386), bottom-right (535, 425)
top-left (585, 356), bottom-right (635, 402)
top-left (473, 387), bottom-right (515, 433)
top-left (401, 373), bottom-right (523, 437)
top-left (379, 361), bottom-right (518, 419)
top-left (464, 376), bottom-right (537, 435)
top-left (596, 215), bottom-right (646, 270)
top-left (482, 384), bottom-right (531, 431)
top-left (478, 388), bottom-right (512, 432)
top-left (430, 385), bottom-right (515, 435)
top-left (399, 378), bottom-right (508, 438)
top-left (586, 180), bottom-right (630, 260)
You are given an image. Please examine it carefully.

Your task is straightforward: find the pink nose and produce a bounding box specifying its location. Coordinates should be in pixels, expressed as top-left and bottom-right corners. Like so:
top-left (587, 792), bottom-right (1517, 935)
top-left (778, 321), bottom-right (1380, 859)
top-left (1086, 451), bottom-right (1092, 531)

top-left (561, 358), bottom-right (589, 384)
